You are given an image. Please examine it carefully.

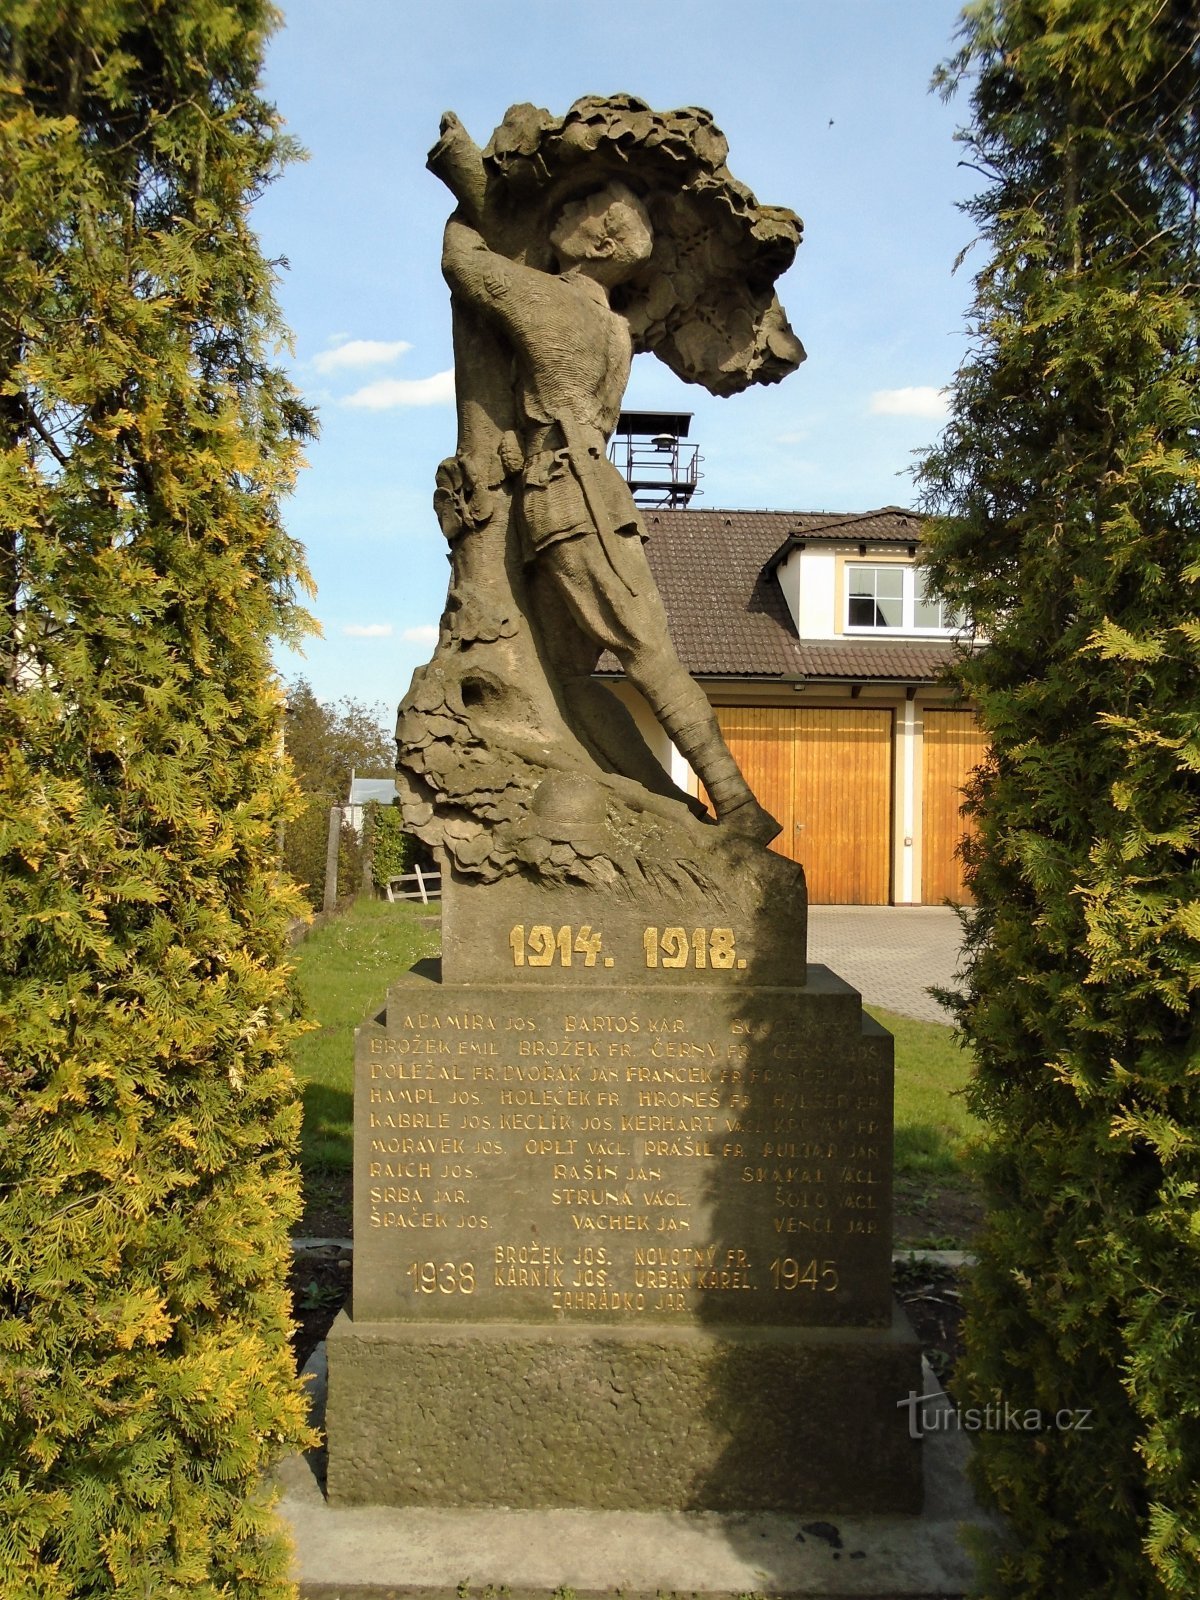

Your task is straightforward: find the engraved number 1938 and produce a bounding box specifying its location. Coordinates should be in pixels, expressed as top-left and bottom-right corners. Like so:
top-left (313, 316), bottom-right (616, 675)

top-left (407, 1260), bottom-right (476, 1295)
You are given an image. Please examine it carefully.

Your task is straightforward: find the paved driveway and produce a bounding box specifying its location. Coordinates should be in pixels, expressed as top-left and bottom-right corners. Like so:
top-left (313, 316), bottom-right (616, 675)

top-left (807, 905), bottom-right (967, 1024)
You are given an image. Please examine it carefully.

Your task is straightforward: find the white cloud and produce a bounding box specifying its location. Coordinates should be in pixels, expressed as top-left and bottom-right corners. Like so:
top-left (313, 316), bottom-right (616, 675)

top-left (313, 338), bottom-right (413, 375)
top-left (342, 623), bottom-right (393, 638)
top-left (775, 429), bottom-right (810, 445)
top-left (402, 624), bottom-right (439, 645)
top-left (869, 386), bottom-right (949, 420)
top-left (342, 370), bottom-right (456, 409)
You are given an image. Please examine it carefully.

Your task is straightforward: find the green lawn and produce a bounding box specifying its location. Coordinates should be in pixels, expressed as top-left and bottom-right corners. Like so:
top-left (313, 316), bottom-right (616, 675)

top-left (289, 900), bottom-right (979, 1189)
top-left (867, 1004), bottom-right (978, 1178)
top-left (290, 896), bottom-right (440, 1168)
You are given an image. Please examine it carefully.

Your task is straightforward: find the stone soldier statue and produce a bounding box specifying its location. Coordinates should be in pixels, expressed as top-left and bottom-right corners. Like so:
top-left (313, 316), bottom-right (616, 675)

top-left (438, 173), bottom-right (780, 843)
top-left (397, 98), bottom-right (804, 887)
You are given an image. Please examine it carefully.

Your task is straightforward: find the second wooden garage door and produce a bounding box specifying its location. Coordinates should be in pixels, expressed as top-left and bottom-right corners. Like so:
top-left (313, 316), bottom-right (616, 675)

top-left (713, 706), bottom-right (893, 904)
top-left (921, 710), bottom-right (988, 905)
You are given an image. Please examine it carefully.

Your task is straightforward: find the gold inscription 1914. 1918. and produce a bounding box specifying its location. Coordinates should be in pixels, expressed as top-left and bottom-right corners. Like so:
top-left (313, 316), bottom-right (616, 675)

top-left (506, 926), bottom-right (750, 973)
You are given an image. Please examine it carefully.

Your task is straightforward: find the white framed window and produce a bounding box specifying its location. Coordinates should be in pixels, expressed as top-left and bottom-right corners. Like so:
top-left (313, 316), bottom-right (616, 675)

top-left (845, 563), bottom-right (965, 635)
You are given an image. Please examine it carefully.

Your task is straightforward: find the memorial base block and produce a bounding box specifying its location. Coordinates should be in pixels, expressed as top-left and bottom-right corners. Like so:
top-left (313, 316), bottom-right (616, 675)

top-left (325, 1308), bottom-right (922, 1513)
top-left (326, 952), bottom-right (923, 1515)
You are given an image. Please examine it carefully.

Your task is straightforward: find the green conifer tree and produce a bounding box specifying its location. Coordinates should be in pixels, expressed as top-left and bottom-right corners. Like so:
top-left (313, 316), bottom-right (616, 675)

top-left (918, 3), bottom-right (1200, 1594)
top-left (0, 3), bottom-right (316, 1593)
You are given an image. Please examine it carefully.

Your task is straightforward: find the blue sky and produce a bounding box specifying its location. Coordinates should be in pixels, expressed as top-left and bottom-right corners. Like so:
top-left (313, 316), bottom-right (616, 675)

top-left (256, 0), bottom-right (979, 712)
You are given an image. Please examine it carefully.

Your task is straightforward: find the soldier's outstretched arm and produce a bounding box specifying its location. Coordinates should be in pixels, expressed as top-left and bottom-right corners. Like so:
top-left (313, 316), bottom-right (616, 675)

top-left (442, 219), bottom-right (552, 346)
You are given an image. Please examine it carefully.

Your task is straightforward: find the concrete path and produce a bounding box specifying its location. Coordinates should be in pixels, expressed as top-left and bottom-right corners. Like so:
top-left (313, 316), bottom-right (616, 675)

top-left (807, 906), bottom-right (968, 1025)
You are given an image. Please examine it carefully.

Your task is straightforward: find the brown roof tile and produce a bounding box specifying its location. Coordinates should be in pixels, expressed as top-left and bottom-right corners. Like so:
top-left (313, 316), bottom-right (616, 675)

top-left (596, 505), bottom-right (963, 683)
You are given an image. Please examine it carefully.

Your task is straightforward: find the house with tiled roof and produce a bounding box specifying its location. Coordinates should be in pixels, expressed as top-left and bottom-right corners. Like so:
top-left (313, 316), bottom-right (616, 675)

top-left (598, 504), bottom-right (986, 905)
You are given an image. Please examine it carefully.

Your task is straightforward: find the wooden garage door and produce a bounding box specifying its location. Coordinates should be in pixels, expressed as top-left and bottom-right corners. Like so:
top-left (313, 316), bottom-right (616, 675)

top-left (713, 706), bottom-right (893, 904)
top-left (922, 710), bottom-right (988, 905)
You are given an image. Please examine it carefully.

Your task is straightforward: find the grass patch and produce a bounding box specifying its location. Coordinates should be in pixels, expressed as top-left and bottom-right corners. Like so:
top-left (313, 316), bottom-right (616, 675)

top-left (865, 1004), bottom-right (978, 1181)
top-left (290, 896), bottom-right (440, 1170)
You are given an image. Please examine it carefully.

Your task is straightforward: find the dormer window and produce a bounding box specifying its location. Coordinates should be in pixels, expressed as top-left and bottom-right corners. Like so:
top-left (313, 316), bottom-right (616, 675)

top-left (845, 562), bottom-right (964, 635)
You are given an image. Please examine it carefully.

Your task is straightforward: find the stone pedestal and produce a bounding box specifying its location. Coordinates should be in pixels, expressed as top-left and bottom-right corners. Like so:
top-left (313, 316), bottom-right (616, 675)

top-left (326, 1310), bottom-right (921, 1512)
top-left (325, 878), bottom-right (923, 1512)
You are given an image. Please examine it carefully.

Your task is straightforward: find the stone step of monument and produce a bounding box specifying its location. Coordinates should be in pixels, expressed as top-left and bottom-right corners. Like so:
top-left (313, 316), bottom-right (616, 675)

top-left (277, 1345), bottom-right (994, 1599)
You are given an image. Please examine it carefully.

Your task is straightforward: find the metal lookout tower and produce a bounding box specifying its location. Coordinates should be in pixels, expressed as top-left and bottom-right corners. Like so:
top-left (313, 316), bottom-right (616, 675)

top-left (608, 410), bottom-right (702, 508)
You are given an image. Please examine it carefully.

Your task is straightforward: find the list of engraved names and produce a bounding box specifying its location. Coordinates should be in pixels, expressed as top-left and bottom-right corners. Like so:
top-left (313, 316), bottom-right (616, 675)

top-left (356, 991), bottom-right (891, 1326)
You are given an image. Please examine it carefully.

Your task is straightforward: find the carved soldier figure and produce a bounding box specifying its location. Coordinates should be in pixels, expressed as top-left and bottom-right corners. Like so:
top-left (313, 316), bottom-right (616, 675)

top-left (439, 179), bottom-right (780, 844)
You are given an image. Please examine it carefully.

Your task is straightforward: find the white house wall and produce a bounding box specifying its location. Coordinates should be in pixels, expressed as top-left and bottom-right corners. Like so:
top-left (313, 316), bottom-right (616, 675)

top-left (775, 547), bottom-right (840, 641)
top-left (605, 680), bottom-right (695, 794)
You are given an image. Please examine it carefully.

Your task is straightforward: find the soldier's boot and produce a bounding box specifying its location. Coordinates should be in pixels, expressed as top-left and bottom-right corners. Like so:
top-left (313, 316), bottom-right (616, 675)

top-left (655, 693), bottom-right (782, 846)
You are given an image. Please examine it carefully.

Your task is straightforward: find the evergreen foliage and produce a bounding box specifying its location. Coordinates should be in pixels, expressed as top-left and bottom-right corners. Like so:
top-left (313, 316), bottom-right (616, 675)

top-left (917, 4), bottom-right (1200, 1594)
top-left (0, 3), bottom-right (316, 1593)
top-left (368, 801), bottom-right (411, 892)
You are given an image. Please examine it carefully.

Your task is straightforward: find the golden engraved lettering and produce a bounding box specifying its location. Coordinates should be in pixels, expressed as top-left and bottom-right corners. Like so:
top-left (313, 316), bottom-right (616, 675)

top-left (695, 1268), bottom-right (753, 1290)
top-left (370, 1211), bottom-right (449, 1229)
top-left (641, 1139), bottom-right (716, 1157)
top-left (505, 1060), bottom-right (585, 1080)
top-left (570, 1213), bottom-right (650, 1231)
top-left (368, 1137), bottom-right (466, 1155)
top-left (552, 1162), bottom-right (616, 1181)
top-left (369, 1111), bottom-right (449, 1130)
top-left (524, 1138), bottom-right (577, 1157)
top-left (649, 1040), bottom-right (718, 1060)
top-left (499, 1087), bottom-right (591, 1106)
top-left (625, 1063), bottom-right (718, 1085)
top-left (636, 1267), bottom-right (694, 1289)
top-left (551, 1186), bottom-right (632, 1207)
top-left (495, 1244), bottom-right (566, 1266)
top-left (773, 1213), bottom-right (834, 1233)
top-left (636, 1088), bottom-right (720, 1109)
top-left (499, 1112), bottom-right (574, 1132)
top-left (494, 1262), bottom-right (564, 1288)
top-left (552, 1288), bottom-right (645, 1312)
top-left (368, 1161), bottom-right (432, 1179)
top-left (517, 1039), bottom-right (598, 1059)
top-left (620, 1114), bottom-right (717, 1134)
top-left (563, 1014), bottom-right (640, 1034)
top-left (371, 1055), bottom-right (465, 1075)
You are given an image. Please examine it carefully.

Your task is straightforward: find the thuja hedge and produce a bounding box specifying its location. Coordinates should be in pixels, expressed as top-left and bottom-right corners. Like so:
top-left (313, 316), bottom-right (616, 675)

top-left (918, 4), bottom-right (1200, 1596)
top-left (0, 4), bottom-right (316, 1595)
top-left (368, 803), bottom-right (411, 893)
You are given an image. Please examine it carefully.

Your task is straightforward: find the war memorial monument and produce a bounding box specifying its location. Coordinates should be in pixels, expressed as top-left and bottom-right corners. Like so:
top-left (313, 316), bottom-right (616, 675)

top-left (323, 96), bottom-right (923, 1513)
